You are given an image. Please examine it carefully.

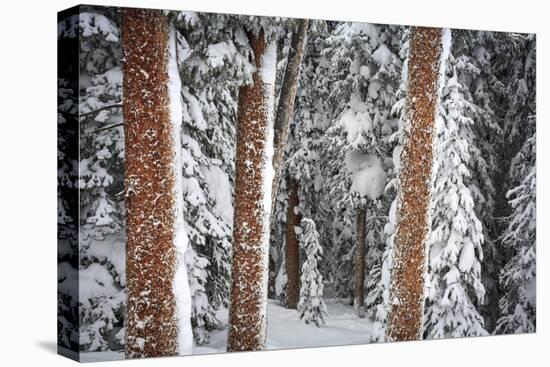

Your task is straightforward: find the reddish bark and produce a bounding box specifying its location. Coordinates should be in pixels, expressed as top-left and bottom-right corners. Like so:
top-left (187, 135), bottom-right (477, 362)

top-left (386, 27), bottom-right (444, 341)
top-left (227, 30), bottom-right (274, 352)
top-left (122, 9), bottom-right (179, 358)
top-left (354, 207), bottom-right (366, 318)
top-left (285, 176), bottom-right (301, 309)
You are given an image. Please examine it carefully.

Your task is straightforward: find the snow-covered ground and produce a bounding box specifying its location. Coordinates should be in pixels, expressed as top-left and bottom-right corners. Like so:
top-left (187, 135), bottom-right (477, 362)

top-left (79, 298), bottom-right (373, 362)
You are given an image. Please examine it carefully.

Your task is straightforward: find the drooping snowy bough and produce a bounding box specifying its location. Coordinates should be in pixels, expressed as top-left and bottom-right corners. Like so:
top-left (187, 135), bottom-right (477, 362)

top-left (386, 27), bottom-right (447, 341)
top-left (122, 9), bottom-right (192, 358)
top-left (297, 218), bottom-right (328, 327)
top-left (227, 29), bottom-right (277, 352)
top-left (424, 35), bottom-right (488, 339)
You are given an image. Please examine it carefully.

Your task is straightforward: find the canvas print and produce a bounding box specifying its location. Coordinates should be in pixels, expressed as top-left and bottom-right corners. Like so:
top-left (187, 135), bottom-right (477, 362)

top-left (57, 4), bottom-right (536, 362)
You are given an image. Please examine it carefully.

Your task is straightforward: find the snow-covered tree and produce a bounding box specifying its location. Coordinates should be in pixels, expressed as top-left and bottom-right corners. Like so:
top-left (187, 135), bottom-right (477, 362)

top-left (270, 19), bottom-right (310, 310)
top-left (449, 30), bottom-right (503, 331)
top-left (78, 9), bottom-right (123, 245)
top-left (122, 8), bottom-right (192, 357)
top-left (173, 12), bottom-right (254, 343)
top-left (57, 9), bottom-right (80, 351)
top-left (272, 18), bottom-right (310, 206)
top-left (58, 7), bottom-right (539, 354)
top-left (270, 19), bottom-right (332, 302)
top-left (297, 218), bottom-right (328, 327)
top-left (227, 18), bottom-right (285, 352)
top-left (495, 35), bottom-right (536, 334)
top-left (185, 245), bottom-right (221, 344)
top-left (500, 35), bottom-right (536, 155)
top-left (367, 28), bottom-right (410, 334)
top-left (386, 27), bottom-right (447, 342)
top-left (58, 7), bottom-right (127, 352)
top-left (424, 49), bottom-right (488, 339)
top-left (280, 21), bottom-right (332, 299)
top-left (270, 21), bottom-right (330, 307)
top-left (496, 134), bottom-right (536, 334)
top-left (319, 22), bottom-right (402, 305)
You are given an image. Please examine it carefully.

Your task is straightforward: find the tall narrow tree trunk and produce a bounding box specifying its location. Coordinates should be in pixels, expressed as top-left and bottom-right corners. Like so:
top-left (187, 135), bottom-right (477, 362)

top-left (267, 19), bottom-right (309, 299)
top-left (122, 9), bottom-right (191, 358)
top-left (285, 176), bottom-right (301, 309)
top-left (386, 27), bottom-right (445, 341)
top-left (354, 207), bottom-right (366, 318)
top-left (227, 30), bottom-right (277, 352)
top-left (271, 19), bottom-right (309, 206)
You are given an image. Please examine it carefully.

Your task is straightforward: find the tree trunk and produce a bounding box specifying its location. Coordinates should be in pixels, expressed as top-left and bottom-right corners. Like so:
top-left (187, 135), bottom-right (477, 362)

top-left (227, 30), bottom-right (277, 352)
top-left (267, 18), bottom-right (308, 300)
top-left (354, 206), bottom-right (366, 318)
top-left (123, 9), bottom-right (192, 357)
top-left (123, 9), bottom-right (187, 358)
top-left (271, 18), bottom-right (309, 206)
top-left (285, 176), bottom-right (301, 309)
top-left (386, 27), bottom-right (445, 341)
top-left (267, 244), bottom-right (277, 299)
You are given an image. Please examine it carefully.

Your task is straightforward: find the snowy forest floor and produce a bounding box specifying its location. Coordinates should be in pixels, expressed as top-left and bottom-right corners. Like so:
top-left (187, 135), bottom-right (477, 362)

top-left (78, 299), bottom-right (374, 362)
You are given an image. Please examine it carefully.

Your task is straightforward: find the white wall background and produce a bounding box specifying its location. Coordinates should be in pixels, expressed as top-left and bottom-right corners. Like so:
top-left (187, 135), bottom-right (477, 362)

top-left (0, 0), bottom-right (546, 365)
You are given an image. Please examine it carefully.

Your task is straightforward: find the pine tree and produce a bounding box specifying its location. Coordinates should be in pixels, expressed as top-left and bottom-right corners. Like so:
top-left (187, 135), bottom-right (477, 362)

top-left (173, 12), bottom-right (253, 343)
top-left (269, 19), bottom-right (309, 304)
top-left (185, 245), bottom-right (221, 344)
top-left (79, 8), bottom-right (124, 246)
top-left (57, 9), bottom-right (80, 351)
top-left (386, 27), bottom-right (447, 341)
top-left (369, 35), bottom-right (413, 331)
top-left (495, 34), bottom-right (536, 334)
top-left (227, 19), bottom-right (282, 351)
top-left (424, 47), bottom-right (488, 339)
top-left (367, 29), bottom-right (410, 333)
top-left (496, 133), bottom-right (536, 333)
top-left (269, 21), bottom-right (332, 304)
top-left (319, 22), bottom-right (401, 310)
top-left (66, 7), bottom-right (126, 352)
top-left (58, 8), bottom-right (539, 354)
top-left (298, 218), bottom-right (328, 327)
top-left (122, 9), bottom-right (192, 357)
top-left (450, 30), bottom-right (503, 332)
top-left (271, 22), bottom-right (327, 306)
top-left (67, 8), bottom-right (253, 351)
top-left (272, 19), bottom-right (309, 205)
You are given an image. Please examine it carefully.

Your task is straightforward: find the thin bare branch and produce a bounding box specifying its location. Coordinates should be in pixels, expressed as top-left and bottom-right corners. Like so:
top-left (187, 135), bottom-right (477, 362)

top-left (58, 103), bottom-right (123, 121)
top-left (90, 121), bottom-right (124, 134)
top-left (79, 103), bottom-right (123, 119)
